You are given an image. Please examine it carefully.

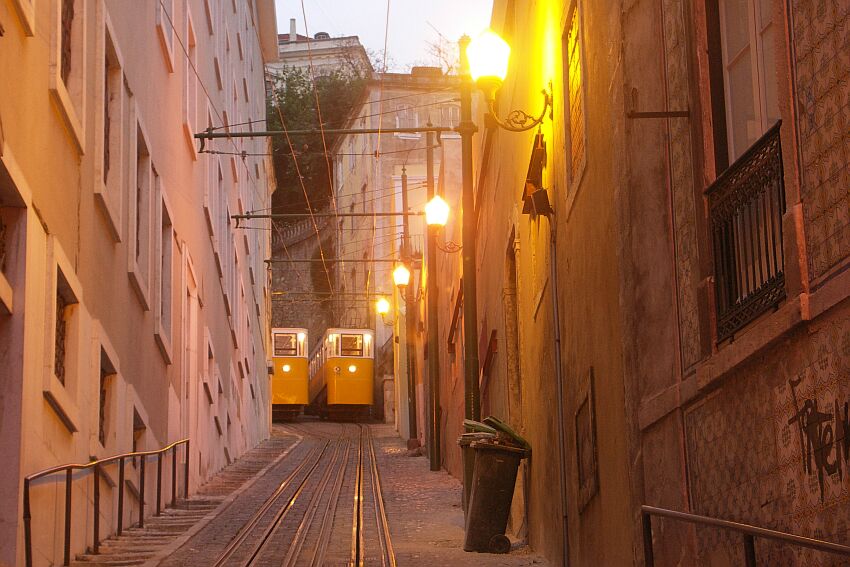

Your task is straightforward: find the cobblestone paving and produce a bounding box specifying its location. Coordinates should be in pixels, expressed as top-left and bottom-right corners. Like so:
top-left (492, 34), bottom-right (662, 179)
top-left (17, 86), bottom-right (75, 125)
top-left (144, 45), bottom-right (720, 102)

top-left (130, 422), bottom-right (548, 567)
top-left (370, 424), bottom-right (548, 566)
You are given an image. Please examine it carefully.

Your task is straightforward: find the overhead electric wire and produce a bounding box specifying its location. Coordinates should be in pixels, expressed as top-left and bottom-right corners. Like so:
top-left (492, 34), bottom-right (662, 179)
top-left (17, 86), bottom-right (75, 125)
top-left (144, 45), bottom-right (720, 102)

top-left (299, 0), bottom-right (348, 294)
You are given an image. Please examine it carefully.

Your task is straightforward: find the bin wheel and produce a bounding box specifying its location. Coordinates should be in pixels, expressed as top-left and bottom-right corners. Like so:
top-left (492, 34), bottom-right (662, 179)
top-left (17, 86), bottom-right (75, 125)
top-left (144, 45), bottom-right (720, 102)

top-left (488, 534), bottom-right (510, 554)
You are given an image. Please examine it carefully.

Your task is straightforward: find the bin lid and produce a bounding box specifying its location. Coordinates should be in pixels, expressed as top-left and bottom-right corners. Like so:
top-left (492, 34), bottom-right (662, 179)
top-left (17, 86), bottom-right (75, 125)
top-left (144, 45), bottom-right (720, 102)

top-left (463, 419), bottom-right (498, 435)
top-left (470, 439), bottom-right (530, 457)
top-left (483, 416), bottom-right (531, 451)
top-left (457, 432), bottom-right (496, 446)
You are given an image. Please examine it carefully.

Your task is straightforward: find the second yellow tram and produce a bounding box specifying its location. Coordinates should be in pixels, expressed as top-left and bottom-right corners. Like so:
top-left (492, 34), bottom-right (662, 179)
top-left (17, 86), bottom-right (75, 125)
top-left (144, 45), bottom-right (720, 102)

top-left (271, 328), bottom-right (309, 421)
top-left (308, 328), bottom-right (374, 419)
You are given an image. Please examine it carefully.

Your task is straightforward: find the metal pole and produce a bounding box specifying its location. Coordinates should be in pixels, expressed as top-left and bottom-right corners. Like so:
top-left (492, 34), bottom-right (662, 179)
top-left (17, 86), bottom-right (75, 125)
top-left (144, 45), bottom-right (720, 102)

top-left (458, 34), bottom-right (481, 504)
top-left (458, 36), bottom-right (481, 422)
top-left (642, 513), bottom-right (655, 567)
top-left (184, 440), bottom-right (190, 499)
top-left (117, 458), bottom-right (125, 535)
top-left (401, 168), bottom-right (419, 443)
top-left (156, 453), bottom-right (163, 516)
top-left (172, 446), bottom-right (177, 505)
top-left (23, 479), bottom-right (32, 567)
top-left (744, 534), bottom-right (757, 567)
top-left (426, 130), bottom-right (441, 471)
top-left (138, 457), bottom-right (145, 528)
top-left (64, 469), bottom-right (72, 566)
top-left (93, 466), bottom-right (100, 554)
top-left (548, 218), bottom-right (571, 567)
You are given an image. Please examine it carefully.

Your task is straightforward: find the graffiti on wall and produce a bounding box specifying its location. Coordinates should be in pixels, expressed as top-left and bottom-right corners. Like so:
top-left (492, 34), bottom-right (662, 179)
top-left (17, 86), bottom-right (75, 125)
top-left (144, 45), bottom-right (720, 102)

top-left (788, 377), bottom-right (850, 501)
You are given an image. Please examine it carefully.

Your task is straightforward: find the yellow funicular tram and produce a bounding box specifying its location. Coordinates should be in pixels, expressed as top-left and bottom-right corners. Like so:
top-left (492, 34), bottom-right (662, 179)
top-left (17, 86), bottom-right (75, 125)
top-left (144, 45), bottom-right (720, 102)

top-left (271, 327), bottom-right (309, 421)
top-left (309, 328), bottom-right (375, 420)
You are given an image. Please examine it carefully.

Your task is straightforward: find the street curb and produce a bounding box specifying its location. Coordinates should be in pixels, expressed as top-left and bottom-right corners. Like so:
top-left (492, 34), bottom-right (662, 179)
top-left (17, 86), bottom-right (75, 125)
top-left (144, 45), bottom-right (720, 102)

top-left (141, 428), bottom-right (304, 567)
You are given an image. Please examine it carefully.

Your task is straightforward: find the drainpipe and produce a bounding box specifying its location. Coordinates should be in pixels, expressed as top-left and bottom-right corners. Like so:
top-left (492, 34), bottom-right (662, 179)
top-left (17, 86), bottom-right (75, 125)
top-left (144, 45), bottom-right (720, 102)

top-left (544, 210), bottom-right (571, 567)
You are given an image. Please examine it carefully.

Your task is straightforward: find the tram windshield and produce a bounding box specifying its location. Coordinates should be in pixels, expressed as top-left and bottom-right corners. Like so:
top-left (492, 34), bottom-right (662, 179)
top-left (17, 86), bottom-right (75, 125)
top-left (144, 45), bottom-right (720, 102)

top-left (273, 333), bottom-right (297, 356)
top-left (340, 334), bottom-right (364, 356)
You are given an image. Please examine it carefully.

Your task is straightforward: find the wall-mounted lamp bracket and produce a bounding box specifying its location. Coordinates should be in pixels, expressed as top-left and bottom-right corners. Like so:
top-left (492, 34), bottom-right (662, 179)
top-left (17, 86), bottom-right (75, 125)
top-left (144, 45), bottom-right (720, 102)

top-left (484, 81), bottom-right (553, 133)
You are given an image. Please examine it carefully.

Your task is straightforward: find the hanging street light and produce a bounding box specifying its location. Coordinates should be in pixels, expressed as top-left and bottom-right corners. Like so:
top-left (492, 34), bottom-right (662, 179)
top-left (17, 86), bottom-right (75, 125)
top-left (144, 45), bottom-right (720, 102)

top-left (425, 195), bottom-right (450, 227)
top-left (376, 297), bottom-right (391, 315)
top-left (393, 263), bottom-right (411, 288)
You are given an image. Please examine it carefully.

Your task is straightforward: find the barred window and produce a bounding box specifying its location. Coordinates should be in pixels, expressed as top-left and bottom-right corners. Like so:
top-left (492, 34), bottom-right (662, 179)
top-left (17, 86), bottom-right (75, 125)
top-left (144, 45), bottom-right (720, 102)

top-left (564, 6), bottom-right (587, 184)
top-left (60, 0), bottom-right (74, 84)
top-left (54, 269), bottom-right (77, 385)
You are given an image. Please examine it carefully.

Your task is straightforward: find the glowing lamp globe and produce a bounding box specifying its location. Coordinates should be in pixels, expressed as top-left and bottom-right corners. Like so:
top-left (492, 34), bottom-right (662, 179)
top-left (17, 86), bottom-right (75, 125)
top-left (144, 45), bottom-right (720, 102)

top-left (376, 297), bottom-right (391, 315)
top-left (467, 30), bottom-right (510, 84)
top-left (425, 195), bottom-right (450, 226)
top-left (393, 264), bottom-right (411, 287)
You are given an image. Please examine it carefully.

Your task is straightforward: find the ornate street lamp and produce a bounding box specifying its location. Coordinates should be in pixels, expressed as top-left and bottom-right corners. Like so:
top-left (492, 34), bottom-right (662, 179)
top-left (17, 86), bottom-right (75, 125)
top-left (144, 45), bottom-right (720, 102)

top-left (425, 195), bottom-right (450, 227)
top-left (375, 297), bottom-right (391, 316)
top-left (456, 27), bottom-right (553, 507)
top-left (392, 264), bottom-right (411, 288)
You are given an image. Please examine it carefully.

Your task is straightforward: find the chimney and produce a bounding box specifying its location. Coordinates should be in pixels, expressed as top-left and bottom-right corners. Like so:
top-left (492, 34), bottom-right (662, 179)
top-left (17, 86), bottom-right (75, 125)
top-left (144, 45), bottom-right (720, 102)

top-left (289, 18), bottom-right (297, 42)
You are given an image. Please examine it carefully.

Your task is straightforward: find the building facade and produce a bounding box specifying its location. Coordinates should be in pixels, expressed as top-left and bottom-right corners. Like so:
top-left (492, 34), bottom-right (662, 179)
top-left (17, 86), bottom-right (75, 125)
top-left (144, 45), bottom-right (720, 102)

top-left (0, 1), bottom-right (277, 565)
top-left (435, 0), bottom-right (850, 565)
top-left (332, 67), bottom-right (461, 434)
top-left (267, 18), bottom-right (371, 77)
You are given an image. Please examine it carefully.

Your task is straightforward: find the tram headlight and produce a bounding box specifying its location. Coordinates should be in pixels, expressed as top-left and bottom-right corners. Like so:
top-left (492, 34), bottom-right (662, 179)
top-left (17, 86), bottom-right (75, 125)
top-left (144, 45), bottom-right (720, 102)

top-left (348, 365), bottom-right (357, 373)
top-left (297, 332), bottom-right (306, 342)
top-left (282, 364), bottom-right (291, 373)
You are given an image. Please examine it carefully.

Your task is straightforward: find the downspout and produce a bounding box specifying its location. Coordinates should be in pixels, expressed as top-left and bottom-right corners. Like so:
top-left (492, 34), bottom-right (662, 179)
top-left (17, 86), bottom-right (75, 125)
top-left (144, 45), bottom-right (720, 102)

top-left (545, 210), bottom-right (571, 567)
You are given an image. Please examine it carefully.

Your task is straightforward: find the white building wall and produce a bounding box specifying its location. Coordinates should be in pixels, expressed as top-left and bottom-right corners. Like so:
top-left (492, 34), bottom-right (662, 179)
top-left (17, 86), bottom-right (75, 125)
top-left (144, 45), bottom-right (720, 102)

top-left (0, 1), bottom-right (276, 565)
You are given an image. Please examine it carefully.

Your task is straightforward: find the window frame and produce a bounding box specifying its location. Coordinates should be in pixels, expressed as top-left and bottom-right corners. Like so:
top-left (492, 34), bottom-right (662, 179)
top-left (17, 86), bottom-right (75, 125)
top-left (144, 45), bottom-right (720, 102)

top-left (49, 0), bottom-right (88, 153)
top-left (562, 0), bottom-right (588, 193)
top-left (154, 182), bottom-right (175, 363)
top-left (95, 7), bottom-right (126, 242)
top-left (128, 120), bottom-right (154, 310)
top-left (155, 0), bottom-right (176, 73)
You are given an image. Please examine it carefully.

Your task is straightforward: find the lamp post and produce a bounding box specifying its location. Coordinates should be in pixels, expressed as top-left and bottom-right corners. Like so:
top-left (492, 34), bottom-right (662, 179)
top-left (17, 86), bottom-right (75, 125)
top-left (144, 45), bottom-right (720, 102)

top-left (457, 26), bottom-right (554, 530)
top-left (424, 132), bottom-right (449, 471)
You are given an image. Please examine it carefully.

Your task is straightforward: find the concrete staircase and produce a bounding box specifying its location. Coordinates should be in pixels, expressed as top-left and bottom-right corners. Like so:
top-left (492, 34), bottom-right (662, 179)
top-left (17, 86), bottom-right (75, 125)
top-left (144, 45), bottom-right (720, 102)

top-left (68, 431), bottom-right (299, 567)
top-left (71, 498), bottom-right (221, 566)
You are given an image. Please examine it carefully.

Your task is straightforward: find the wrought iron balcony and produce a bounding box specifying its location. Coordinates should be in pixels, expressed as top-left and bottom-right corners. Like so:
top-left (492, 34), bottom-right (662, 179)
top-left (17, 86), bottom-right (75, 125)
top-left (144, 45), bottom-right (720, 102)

top-left (708, 122), bottom-right (786, 342)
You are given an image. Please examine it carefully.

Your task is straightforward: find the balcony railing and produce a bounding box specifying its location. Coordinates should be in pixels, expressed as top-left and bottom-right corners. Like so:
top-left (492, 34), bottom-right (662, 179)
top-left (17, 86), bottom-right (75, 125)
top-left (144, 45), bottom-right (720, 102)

top-left (708, 121), bottom-right (786, 341)
top-left (23, 439), bottom-right (190, 567)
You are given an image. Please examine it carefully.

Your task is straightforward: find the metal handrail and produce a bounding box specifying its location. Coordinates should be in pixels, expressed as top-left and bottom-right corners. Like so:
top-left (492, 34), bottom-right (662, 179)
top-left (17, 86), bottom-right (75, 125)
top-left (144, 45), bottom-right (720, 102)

top-left (642, 505), bottom-right (850, 566)
top-left (24, 438), bottom-right (190, 567)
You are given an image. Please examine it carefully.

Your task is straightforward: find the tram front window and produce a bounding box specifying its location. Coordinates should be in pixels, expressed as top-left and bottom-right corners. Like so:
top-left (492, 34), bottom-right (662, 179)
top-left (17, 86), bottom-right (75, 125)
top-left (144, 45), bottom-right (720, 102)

top-left (274, 333), bottom-right (297, 356)
top-left (340, 334), bottom-right (363, 357)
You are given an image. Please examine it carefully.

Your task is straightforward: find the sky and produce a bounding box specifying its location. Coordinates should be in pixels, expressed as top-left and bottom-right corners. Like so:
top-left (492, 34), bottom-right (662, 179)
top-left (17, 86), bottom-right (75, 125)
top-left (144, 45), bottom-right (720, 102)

top-left (274, 0), bottom-right (494, 71)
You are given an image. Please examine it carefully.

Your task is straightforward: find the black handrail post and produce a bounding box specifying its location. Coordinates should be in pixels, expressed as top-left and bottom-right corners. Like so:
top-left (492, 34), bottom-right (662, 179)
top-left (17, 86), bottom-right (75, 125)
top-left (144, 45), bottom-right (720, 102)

top-left (156, 453), bottom-right (163, 516)
top-left (93, 466), bottom-right (100, 554)
top-left (171, 445), bottom-right (177, 505)
top-left (138, 456), bottom-right (146, 528)
top-left (744, 534), bottom-right (757, 567)
top-left (642, 512), bottom-right (655, 567)
top-left (184, 440), bottom-right (190, 499)
top-left (64, 468), bottom-right (72, 566)
top-left (23, 478), bottom-right (32, 567)
top-left (117, 458), bottom-right (125, 535)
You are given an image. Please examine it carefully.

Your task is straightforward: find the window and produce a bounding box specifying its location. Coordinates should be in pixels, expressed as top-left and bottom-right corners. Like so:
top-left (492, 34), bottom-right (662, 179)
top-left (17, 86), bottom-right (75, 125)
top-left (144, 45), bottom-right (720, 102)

top-left (395, 105), bottom-right (420, 138)
top-left (98, 349), bottom-right (116, 447)
top-left (97, 25), bottom-right (125, 240)
top-left (54, 271), bottom-right (76, 386)
top-left (50, 0), bottom-right (87, 150)
top-left (155, 0), bottom-right (175, 72)
top-left (340, 334), bottom-right (364, 356)
top-left (717, 0), bottom-right (779, 163)
top-left (183, 11), bottom-right (199, 155)
top-left (440, 105), bottom-right (460, 129)
top-left (563, 4), bottom-right (587, 185)
top-left (274, 332), bottom-right (297, 356)
top-left (129, 127), bottom-right (153, 309)
top-left (155, 191), bottom-right (174, 362)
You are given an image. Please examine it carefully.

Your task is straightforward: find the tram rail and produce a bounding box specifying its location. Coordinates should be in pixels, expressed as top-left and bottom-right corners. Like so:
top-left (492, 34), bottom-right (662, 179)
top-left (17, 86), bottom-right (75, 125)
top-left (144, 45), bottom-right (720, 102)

top-left (209, 423), bottom-right (395, 567)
